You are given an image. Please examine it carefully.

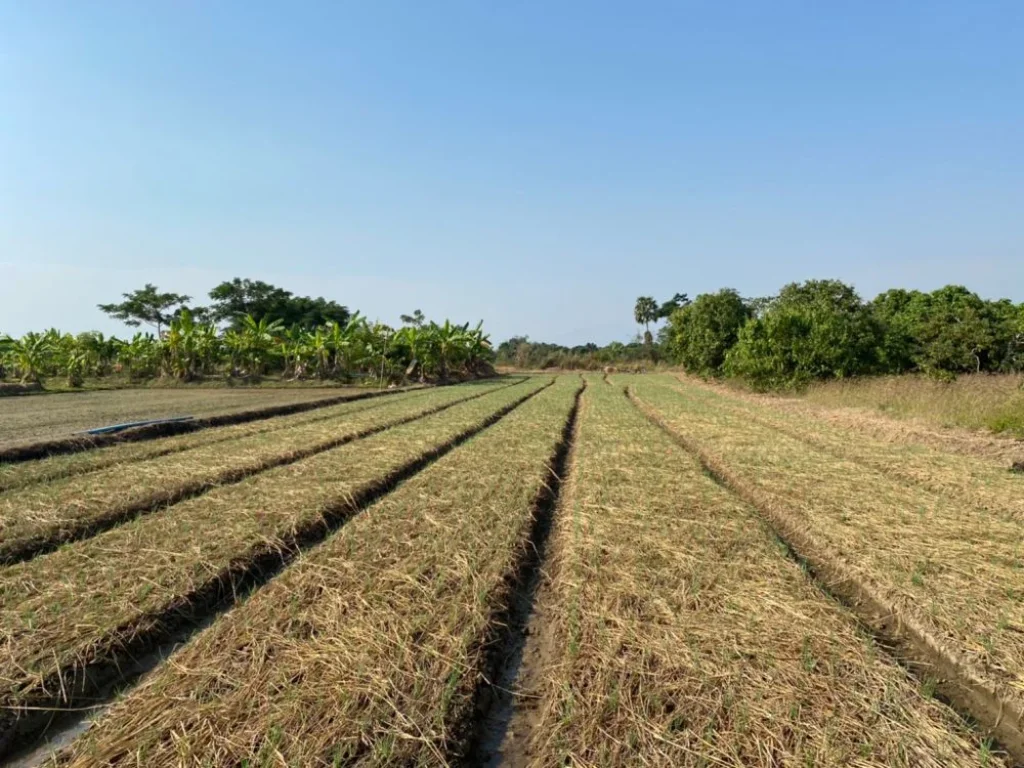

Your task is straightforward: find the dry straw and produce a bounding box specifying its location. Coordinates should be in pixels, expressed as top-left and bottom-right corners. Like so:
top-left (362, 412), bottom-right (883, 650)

top-left (0, 385), bottom-right (412, 461)
top-left (50, 377), bottom-right (581, 766)
top-left (0, 378), bottom-right (546, 752)
top-left (629, 374), bottom-right (1024, 762)
top-left (0, 380), bottom-right (514, 564)
top-left (0, 387), bottom-right (372, 452)
top-left (672, 375), bottom-right (1024, 520)
top-left (518, 375), bottom-right (1004, 767)
top-left (689, 374), bottom-right (1024, 467)
top-left (0, 386), bottom-right (437, 493)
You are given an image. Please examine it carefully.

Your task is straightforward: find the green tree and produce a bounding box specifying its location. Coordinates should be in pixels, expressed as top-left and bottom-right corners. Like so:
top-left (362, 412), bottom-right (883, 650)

top-left (725, 280), bottom-right (881, 388)
top-left (910, 286), bottom-right (1009, 374)
top-left (668, 289), bottom-right (750, 376)
top-left (657, 292), bottom-right (690, 320)
top-left (399, 309), bottom-right (426, 327)
top-left (207, 278), bottom-right (349, 330)
top-left (327, 313), bottom-right (368, 378)
top-left (869, 288), bottom-right (925, 373)
top-left (424, 320), bottom-right (469, 381)
top-left (98, 284), bottom-right (191, 336)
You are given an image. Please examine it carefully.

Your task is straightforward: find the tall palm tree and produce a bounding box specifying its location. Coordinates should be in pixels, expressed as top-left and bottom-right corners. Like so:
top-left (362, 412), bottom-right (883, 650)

top-left (634, 296), bottom-right (659, 346)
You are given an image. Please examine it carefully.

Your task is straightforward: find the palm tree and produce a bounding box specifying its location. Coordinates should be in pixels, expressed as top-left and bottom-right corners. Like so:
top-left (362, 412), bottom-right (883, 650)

top-left (634, 296), bottom-right (659, 346)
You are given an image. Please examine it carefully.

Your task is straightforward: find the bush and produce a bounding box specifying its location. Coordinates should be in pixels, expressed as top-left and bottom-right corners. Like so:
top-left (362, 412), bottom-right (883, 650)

top-left (724, 280), bottom-right (882, 388)
top-left (667, 289), bottom-right (749, 377)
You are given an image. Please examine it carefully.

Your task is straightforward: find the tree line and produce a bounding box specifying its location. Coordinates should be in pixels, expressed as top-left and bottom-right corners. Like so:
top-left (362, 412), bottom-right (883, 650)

top-left (0, 279), bottom-right (492, 387)
top-left (495, 281), bottom-right (1024, 388)
top-left (666, 281), bottom-right (1024, 388)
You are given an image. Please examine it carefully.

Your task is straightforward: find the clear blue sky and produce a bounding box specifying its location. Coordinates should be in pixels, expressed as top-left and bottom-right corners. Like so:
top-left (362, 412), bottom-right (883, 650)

top-left (2, 1), bottom-right (1022, 345)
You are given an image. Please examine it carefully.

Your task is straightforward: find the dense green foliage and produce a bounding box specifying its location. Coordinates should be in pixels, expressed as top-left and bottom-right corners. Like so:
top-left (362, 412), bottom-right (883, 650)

top-left (672, 280), bottom-right (1024, 389)
top-left (668, 289), bottom-right (749, 376)
top-left (96, 284), bottom-right (192, 336)
top-left (3, 280), bottom-right (492, 387)
top-left (98, 279), bottom-right (351, 333)
top-left (205, 278), bottom-right (351, 330)
top-left (495, 281), bottom-right (1023, 389)
top-left (494, 337), bottom-right (655, 370)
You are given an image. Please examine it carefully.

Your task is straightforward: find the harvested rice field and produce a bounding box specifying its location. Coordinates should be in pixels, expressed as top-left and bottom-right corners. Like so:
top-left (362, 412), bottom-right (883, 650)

top-left (0, 387), bottom-right (377, 453)
top-left (0, 373), bottom-right (1022, 767)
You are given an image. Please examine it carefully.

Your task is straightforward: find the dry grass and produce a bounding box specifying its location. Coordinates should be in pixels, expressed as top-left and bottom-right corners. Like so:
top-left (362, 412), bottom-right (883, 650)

top-left (692, 374), bottom-right (1024, 467)
top-left (47, 376), bottom-right (582, 766)
top-left (519, 374), bottom-right (1005, 767)
top-left (0, 388), bottom-right (436, 493)
top-left (0, 377), bottom-right (550, 746)
top-left (670, 376), bottom-right (1024, 520)
top-left (0, 387), bottom-right (364, 450)
top-left (800, 374), bottom-right (1024, 437)
top-left (0, 381), bottom-right (511, 563)
top-left (631, 375), bottom-right (1024, 758)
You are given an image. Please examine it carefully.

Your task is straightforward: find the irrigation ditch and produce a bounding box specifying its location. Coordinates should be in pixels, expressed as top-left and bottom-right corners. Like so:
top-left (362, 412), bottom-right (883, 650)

top-left (0, 379), bottom-right (552, 761)
top-left (626, 384), bottom-right (1024, 767)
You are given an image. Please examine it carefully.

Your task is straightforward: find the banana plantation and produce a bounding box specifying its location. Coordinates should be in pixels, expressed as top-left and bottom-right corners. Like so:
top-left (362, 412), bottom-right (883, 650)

top-left (0, 311), bottom-right (493, 387)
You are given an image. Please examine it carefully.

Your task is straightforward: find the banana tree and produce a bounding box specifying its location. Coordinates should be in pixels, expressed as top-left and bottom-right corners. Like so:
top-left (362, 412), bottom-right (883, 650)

top-left (463, 321), bottom-right (492, 374)
top-left (424, 320), bottom-right (469, 382)
top-left (163, 309), bottom-right (214, 380)
top-left (63, 347), bottom-right (89, 387)
top-left (306, 326), bottom-right (333, 379)
top-left (222, 329), bottom-right (246, 375)
top-left (238, 314), bottom-right (284, 376)
top-left (364, 322), bottom-right (395, 383)
top-left (393, 325), bottom-right (426, 381)
top-left (279, 326), bottom-right (307, 379)
top-left (1, 332), bottom-right (52, 383)
top-left (117, 333), bottom-right (160, 380)
top-left (327, 313), bottom-right (367, 379)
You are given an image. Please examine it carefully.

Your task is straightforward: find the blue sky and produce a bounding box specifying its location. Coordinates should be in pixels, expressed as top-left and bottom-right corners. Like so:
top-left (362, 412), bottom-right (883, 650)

top-left (2, 1), bottom-right (1022, 344)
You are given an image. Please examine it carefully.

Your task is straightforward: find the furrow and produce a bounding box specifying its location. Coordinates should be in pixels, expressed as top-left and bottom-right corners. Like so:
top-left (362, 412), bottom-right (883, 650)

top-left (0, 378), bottom-right (550, 758)
top-left (473, 379), bottom-right (584, 767)
top-left (0, 380), bottom-right (518, 566)
top-left (0, 388), bottom-right (435, 494)
top-left (627, 378), bottom-right (1024, 765)
top-left (38, 377), bottom-right (581, 766)
top-left (466, 377), bottom-right (583, 765)
top-left (516, 374), bottom-right (1006, 767)
top-left (0, 385), bottom-right (423, 464)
